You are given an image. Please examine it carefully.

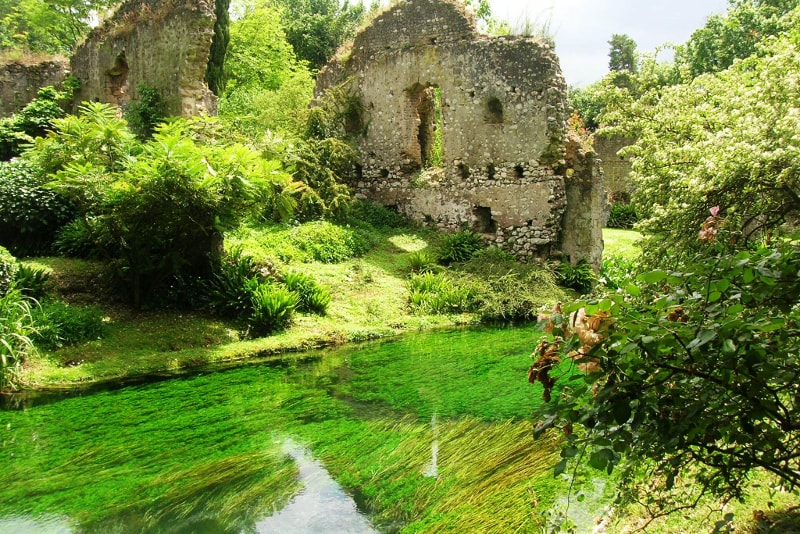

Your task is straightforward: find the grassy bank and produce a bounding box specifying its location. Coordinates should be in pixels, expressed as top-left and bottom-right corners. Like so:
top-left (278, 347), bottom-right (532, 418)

top-left (15, 221), bottom-right (570, 390)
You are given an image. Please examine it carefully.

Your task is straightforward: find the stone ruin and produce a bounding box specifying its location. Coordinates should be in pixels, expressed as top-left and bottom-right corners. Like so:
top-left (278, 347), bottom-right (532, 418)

top-left (1, 0), bottom-right (218, 118)
top-left (594, 133), bottom-right (635, 204)
top-left (70, 0), bottom-right (218, 116)
top-left (3, 0), bottom-right (605, 267)
top-left (0, 59), bottom-right (68, 117)
top-left (316, 0), bottom-right (605, 267)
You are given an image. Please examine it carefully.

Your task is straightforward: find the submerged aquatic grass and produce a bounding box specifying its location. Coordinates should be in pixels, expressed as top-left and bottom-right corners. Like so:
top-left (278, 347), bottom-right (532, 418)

top-left (0, 325), bottom-right (568, 531)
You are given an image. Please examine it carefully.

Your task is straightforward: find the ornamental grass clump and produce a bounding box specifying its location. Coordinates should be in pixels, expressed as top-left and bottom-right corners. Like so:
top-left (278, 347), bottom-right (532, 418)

top-left (248, 283), bottom-right (298, 337)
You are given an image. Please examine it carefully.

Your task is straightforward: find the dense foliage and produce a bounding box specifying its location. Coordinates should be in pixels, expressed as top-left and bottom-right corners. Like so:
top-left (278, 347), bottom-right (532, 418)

top-left (272, 0), bottom-right (366, 71)
top-left (676, 0), bottom-right (800, 78)
top-left (0, 0), bottom-right (116, 53)
top-left (605, 11), bottom-right (800, 268)
top-left (205, 0), bottom-right (231, 96)
top-left (32, 103), bottom-right (295, 307)
top-left (0, 158), bottom-right (76, 255)
top-left (536, 232), bottom-right (800, 517)
top-left (0, 85), bottom-right (72, 161)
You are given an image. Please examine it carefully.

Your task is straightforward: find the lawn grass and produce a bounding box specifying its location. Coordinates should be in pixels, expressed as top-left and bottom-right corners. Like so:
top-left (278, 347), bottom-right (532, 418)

top-left (603, 227), bottom-right (642, 259)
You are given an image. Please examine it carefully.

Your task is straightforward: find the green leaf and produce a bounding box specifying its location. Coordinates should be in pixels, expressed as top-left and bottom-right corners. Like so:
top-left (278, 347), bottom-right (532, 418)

top-left (625, 283), bottom-right (641, 297)
top-left (758, 318), bottom-right (786, 332)
top-left (554, 458), bottom-right (567, 477)
top-left (727, 304), bottom-right (744, 316)
top-left (636, 270), bottom-right (668, 284)
top-left (687, 329), bottom-right (716, 350)
top-left (708, 291), bottom-right (722, 303)
top-left (612, 399), bottom-right (632, 424)
top-left (721, 338), bottom-right (737, 355)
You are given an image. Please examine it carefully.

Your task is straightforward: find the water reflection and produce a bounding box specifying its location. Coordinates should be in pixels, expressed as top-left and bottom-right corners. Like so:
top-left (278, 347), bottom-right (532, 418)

top-left (423, 413), bottom-right (439, 479)
top-left (256, 438), bottom-right (377, 533)
top-left (0, 515), bottom-right (72, 533)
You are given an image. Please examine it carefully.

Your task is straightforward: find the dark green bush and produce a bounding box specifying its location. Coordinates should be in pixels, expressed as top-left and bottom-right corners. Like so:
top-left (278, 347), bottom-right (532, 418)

top-left (124, 85), bottom-right (166, 140)
top-left (556, 260), bottom-right (596, 294)
top-left (248, 283), bottom-right (298, 336)
top-left (0, 86), bottom-right (69, 161)
top-left (0, 245), bottom-right (17, 297)
top-left (437, 230), bottom-right (484, 265)
top-left (31, 301), bottom-right (105, 350)
top-left (291, 221), bottom-right (373, 263)
top-left (282, 270), bottom-right (330, 315)
top-left (348, 200), bottom-right (407, 230)
top-left (53, 218), bottom-right (104, 259)
top-left (606, 203), bottom-right (639, 229)
top-left (200, 248), bottom-right (263, 319)
top-left (0, 158), bottom-right (76, 255)
top-left (14, 263), bottom-right (51, 299)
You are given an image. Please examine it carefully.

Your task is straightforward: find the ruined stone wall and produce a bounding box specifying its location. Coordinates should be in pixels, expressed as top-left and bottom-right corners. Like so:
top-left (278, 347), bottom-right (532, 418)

top-left (561, 132), bottom-right (606, 270)
top-left (0, 59), bottom-right (68, 117)
top-left (318, 0), bottom-right (603, 263)
top-left (70, 0), bottom-right (217, 117)
top-left (594, 133), bottom-right (634, 203)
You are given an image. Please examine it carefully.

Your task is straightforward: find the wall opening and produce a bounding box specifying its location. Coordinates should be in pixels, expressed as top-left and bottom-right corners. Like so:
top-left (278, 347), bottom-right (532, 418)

top-left (514, 165), bottom-right (525, 178)
top-left (458, 163), bottom-right (470, 180)
top-left (106, 52), bottom-right (130, 107)
top-left (473, 206), bottom-right (497, 234)
top-left (408, 84), bottom-right (444, 169)
top-left (484, 97), bottom-right (503, 124)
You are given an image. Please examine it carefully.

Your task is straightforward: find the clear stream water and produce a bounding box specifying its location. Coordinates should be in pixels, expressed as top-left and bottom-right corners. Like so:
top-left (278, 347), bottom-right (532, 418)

top-left (0, 324), bottom-right (599, 533)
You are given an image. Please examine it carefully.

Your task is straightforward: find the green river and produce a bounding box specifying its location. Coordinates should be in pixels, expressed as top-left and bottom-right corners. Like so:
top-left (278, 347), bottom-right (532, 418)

top-left (0, 324), bottom-right (588, 533)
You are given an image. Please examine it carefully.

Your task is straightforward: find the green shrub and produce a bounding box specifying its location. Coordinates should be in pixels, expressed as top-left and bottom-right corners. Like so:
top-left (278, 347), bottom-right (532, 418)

top-left (0, 245), bottom-right (18, 297)
top-left (14, 262), bottom-right (51, 299)
top-left (282, 270), bottom-right (330, 315)
top-left (556, 260), bottom-right (595, 294)
top-left (406, 250), bottom-right (438, 273)
top-left (200, 248), bottom-right (264, 319)
top-left (0, 158), bottom-right (76, 255)
top-left (0, 287), bottom-right (37, 390)
top-left (598, 254), bottom-right (638, 290)
top-left (53, 218), bottom-right (102, 258)
top-left (606, 203), bottom-right (639, 229)
top-left (348, 200), bottom-right (407, 230)
top-left (0, 86), bottom-right (70, 161)
top-left (467, 266), bottom-right (564, 323)
top-left (437, 230), bottom-right (484, 265)
top-left (124, 85), bottom-right (166, 140)
top-left (31, 301), bottom-right (105, 351)
top-left (291, 221), bottom-right (373, 263)
top-left (248, 283), bottom-right (298, 336)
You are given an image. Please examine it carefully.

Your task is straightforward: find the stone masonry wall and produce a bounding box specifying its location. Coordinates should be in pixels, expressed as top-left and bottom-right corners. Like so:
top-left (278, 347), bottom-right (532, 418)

top-left (70, 0), bottom-right (217, 117)
top-left (594, 133), bottom-right (634, 203)
top-left (317, 0), bottom-right (603, 263)
top-left (0, 59), bottom-right (68, 117)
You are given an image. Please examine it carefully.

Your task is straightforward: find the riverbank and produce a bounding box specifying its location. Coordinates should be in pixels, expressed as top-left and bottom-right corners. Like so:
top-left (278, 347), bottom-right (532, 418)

top-left (12, 223), bottom-right (568, 392)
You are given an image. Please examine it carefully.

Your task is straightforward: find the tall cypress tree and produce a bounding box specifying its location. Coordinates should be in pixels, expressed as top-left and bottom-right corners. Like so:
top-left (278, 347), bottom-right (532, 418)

top-left (205, 0), bottom-right (231, 96)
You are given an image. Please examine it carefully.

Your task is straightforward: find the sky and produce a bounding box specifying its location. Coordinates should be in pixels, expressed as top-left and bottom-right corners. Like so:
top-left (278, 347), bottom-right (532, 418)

top-left (488, 0), bottom-right (731, 87)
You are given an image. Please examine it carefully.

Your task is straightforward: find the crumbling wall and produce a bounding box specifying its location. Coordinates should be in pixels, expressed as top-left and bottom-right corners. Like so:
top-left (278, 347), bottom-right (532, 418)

top-left (561, 132), bottom-right (606, 270)
top-left (0, 59), bottom-right (68, 117)
top-left (594, 133), bottom-right (634, 203)
top-left (317, 0), bottom-right (603, 263)
top-left (70, 0), bottom-right (217, 117)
